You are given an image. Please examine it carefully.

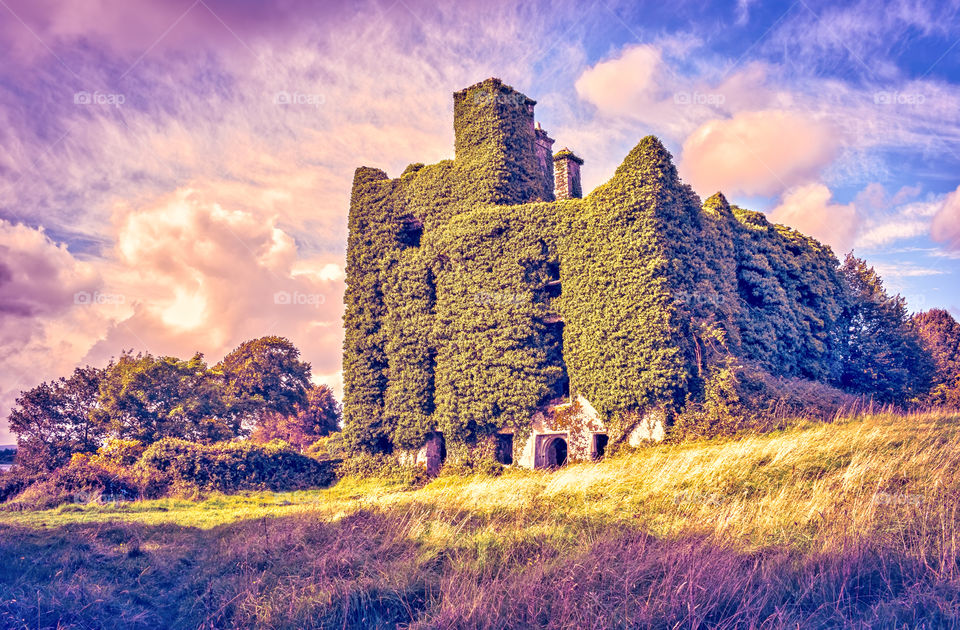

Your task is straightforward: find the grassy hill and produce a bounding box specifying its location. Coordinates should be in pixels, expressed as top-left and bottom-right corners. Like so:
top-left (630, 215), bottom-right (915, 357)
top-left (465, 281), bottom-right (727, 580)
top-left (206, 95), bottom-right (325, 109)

top-left (2, 411), bottom-right (960, 628)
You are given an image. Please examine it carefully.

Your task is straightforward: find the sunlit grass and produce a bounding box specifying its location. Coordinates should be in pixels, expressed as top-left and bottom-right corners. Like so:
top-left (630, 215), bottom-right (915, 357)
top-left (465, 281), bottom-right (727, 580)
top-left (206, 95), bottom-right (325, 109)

top-left (2, 411), bottom-right (960, 627)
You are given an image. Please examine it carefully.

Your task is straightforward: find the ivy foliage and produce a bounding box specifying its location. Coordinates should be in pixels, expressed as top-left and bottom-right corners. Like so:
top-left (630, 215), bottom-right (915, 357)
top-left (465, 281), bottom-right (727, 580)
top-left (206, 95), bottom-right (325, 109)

top-left (342, 78), bottom-right (924, 455)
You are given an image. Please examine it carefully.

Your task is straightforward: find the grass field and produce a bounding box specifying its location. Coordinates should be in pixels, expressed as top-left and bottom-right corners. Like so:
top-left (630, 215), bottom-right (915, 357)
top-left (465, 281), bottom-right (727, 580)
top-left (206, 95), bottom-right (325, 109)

top-left (3, 411), bottom-right (960, 628)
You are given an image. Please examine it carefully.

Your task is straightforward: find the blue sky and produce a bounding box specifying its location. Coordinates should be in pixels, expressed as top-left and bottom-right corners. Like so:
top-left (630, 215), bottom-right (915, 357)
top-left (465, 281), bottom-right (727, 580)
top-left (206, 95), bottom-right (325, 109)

top-left (0, 0), bottom-right (959, 441)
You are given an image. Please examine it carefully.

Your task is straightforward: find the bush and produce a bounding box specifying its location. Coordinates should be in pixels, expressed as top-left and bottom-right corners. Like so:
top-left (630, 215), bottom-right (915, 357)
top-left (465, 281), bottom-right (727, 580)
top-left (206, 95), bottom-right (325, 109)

top-left (335, 452), bottom-right (428, 486)
top-left (95, 439), bottom-right (147, 467)
top-left (303, 432), bottom-right (347, 461)
top-left (136, 438), bottom-right (336, 495)
top-left (6, 454), bottom-right (141, 510)
top-left (672, 359), bottom-right (861, 440)
top-left (0, 470), bottom-right (38, 504)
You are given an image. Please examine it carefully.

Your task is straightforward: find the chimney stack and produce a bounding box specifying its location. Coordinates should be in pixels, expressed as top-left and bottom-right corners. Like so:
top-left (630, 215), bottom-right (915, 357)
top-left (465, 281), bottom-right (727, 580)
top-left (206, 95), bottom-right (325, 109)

top-left (553, 148), bottom-right (584, 200)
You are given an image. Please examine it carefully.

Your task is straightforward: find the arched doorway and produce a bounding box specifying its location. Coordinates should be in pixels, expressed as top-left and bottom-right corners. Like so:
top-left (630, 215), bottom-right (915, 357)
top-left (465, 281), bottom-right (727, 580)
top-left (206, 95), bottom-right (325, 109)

top-left (547, 437), bottom-right (568, 467)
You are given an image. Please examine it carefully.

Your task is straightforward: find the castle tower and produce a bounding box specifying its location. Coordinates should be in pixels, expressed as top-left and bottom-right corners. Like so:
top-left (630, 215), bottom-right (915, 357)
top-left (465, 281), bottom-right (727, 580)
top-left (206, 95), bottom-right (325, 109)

top-left (535, 122), bottom-right (556, 202)
top-left (452, 78), bottom-right (554, 204)
top-left (553, 148), bottom-right (584, 200)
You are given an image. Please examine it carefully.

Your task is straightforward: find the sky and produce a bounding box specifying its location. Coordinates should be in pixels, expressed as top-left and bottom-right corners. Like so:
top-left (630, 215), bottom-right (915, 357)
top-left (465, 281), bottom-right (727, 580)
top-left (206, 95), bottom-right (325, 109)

top-left (1, 0), bottom-right (959, 443)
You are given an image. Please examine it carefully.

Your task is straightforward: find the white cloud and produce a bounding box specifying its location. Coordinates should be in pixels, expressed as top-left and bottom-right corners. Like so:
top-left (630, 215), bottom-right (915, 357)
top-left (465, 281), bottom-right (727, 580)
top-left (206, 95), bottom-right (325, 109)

top-left (680, 111), bottom-right (840, 197)
top-left (768, 182), bottom-right (859, 253)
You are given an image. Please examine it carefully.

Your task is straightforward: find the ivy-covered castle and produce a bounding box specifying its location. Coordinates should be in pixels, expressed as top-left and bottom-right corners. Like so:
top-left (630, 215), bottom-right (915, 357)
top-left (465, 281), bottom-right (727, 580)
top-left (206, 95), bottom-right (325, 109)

top-left (342, 78), bottom-right (846, 471)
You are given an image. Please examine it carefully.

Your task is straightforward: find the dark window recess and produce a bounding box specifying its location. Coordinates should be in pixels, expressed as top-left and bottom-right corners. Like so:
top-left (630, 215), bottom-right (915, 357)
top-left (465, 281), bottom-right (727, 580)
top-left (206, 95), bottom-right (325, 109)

top-left (398, 216), bottom-right (424, 248)
top-left (496, 434), bottom-right (514, 465)
top-left (594, 434), bottom-right (609, 460)
top-left (545, 320), bottom-right (569, 398)
top-left (548, 438), bottom-right (568, 467)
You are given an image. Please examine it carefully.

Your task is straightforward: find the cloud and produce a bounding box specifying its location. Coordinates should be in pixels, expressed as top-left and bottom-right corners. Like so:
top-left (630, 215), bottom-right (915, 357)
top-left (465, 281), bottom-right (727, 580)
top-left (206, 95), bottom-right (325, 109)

top-left (932, 185), bottom-right (960, 251)
top-left (84, 187), bottom-right (345, 376)
top-left (679, 111), bottom-right (840, 197)
top-left (768, 183), bottom-right (860, 253)
top-left (0, 220), bottom-right (112, 443)
top-left (574, 44), bottom-right (665, 117)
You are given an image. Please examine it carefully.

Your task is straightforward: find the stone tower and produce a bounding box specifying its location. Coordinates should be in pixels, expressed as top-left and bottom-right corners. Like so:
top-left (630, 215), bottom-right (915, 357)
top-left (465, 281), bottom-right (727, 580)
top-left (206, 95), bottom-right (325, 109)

top-left (452, 78), bottom-right (555, 203)
top-left (553, 148), bottom-right (584, 200)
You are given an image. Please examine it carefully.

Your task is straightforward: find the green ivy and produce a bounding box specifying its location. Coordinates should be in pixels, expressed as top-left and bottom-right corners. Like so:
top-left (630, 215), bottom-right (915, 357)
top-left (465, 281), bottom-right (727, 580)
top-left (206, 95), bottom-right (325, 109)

top-left (343, 79), bottom-right (855, 456)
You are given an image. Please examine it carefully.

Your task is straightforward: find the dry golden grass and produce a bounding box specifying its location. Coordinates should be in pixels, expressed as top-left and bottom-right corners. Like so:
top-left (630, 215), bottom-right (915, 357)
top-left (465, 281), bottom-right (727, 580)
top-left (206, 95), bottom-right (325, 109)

top-left (2, 410), bottom-right (960, 628)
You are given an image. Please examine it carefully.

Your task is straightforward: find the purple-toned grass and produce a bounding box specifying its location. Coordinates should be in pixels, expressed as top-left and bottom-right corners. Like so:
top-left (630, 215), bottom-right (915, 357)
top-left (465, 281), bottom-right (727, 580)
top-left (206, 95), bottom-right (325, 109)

top-left (2, 411), bottom-right (960, 628)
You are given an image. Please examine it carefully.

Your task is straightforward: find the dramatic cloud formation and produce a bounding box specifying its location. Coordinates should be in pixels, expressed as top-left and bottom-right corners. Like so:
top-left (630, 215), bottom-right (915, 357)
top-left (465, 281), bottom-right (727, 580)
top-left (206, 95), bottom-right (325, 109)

top-left (769, 183), bottom-right (860, 253)
top-left (679, 111), bottom-right (840, 198)
top-left (0, 221), bottom-right (111, 437)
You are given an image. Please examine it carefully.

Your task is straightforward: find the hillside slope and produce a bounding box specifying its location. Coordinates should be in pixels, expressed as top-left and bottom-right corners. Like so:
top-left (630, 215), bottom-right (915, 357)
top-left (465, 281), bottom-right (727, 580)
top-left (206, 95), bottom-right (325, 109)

top-left (2, 411), bottom-right (960, 628)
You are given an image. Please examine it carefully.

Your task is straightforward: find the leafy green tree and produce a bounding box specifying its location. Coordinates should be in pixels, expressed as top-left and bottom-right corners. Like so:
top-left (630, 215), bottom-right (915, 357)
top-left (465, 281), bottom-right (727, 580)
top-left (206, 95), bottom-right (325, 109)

top-left (911, 308), bottom-right (960, 406)
top-left (216, 336), bottom-right (312, 431)
top-left (94, 352), bottom-right (232, 444)
top-left (8, 366), bottom-right (104, 473)
top-left (839, 254), bottom-right (934, 403)
top-left (251, 384), bottom-right (341, 450)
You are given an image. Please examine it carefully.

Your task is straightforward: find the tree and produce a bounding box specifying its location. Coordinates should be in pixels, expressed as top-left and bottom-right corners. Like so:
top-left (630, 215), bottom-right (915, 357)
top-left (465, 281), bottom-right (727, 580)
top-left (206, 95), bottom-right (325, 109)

top-left (94, 352), bottom-right (233, 444)
top-left (216, 336), bottom-right (312, 432)
top-left (251, 384), bottom-right (341, 450)
top-left (838, 254), bottom-right (934, 404)
top-left (911, 308), bottom-right (960, 406)
top-left (8, 366), bottom-right (104, 473)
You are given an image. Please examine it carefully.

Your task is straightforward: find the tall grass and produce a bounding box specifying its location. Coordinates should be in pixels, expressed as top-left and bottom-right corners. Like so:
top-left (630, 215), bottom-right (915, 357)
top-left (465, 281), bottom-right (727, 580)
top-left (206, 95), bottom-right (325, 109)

top-left (2, 411), bottom-right (960, 628)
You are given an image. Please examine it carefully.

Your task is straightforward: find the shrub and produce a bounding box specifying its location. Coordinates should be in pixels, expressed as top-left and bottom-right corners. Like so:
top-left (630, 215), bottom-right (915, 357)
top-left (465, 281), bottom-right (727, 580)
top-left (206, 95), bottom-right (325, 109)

top-left (335, 452), bottom-right (428, 486)
top-left (672, 359), bottom-right (861, 440)
top-left (94, 439), bottom-right (147, 467)
top-left (0, 471), bottom-right (38, 504)
top-left (6, 454), bottom-right (141, 510)
top-left (304, 432), bottom-right (347, 461)
top-left (136, 438), bottom-right (336, 495)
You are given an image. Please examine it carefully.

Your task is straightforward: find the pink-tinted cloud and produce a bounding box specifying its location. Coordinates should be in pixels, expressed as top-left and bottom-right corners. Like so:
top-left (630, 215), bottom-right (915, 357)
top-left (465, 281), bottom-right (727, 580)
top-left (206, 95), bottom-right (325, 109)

top-left (932, 185), bottom-right (960, 251)
top-left (769, 183), bottom-right (860, 253)
top-left (679, 110), bottom-right (840, 198)
top-left (0, 221), bottom-right (113, 443)
top-left (85, 187), bottom-right (345, 377)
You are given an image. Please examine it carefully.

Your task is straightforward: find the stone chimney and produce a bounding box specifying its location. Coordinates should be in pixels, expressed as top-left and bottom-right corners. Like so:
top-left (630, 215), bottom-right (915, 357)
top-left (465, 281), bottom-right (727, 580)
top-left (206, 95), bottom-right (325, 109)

top-left (553, 148), bottom-right (584, 200)
top-left (534, 122), bottom-right (555, 201)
